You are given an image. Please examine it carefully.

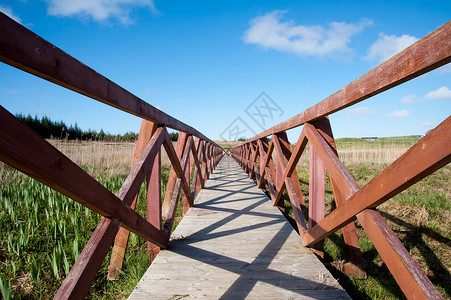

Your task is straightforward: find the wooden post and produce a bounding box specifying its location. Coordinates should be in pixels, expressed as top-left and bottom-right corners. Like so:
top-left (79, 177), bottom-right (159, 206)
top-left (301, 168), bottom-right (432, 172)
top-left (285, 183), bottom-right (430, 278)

top-left (308, 145), bottom-right (325, 258)
top-left (108, 119), bottom-right (157, 280)
top-left (146, 149), bottom-right (161, 262)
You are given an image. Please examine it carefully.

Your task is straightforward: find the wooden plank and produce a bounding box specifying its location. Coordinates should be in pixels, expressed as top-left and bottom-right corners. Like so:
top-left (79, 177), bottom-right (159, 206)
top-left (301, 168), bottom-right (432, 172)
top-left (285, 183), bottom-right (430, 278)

top-left (242, 21), bottom-right (451, 143)
top-left (310, 118), bottom-right (366, 278)
top-left (182, 137), bottom-right (193, 215)
top-left (303, 115), bottom-right (451, 246)
top-left (308, 145), bottom-right (325, 255)
top-left (272, 135), bottom-right (307, 232)
top-left (162, 132), bottom-right (188, 219)
top-left (357, 209), bottom-right (443, 299)
top-left (273, 130), bottom-right (308, 204)
top-left (0, 106), bottom-right (167, 246)
top-left (54, 127), bottom-right (168, 299)
top-left (129, 156), bottom-right (350, 299)
top-left (257, 139), bottom-right (270, 190)
top-left (193, 139), bottom-right (205, 194)
top-left (146, 149), bottom-right (162, 261)
top-left (162, 136), bottom-right (194, 236)
top-left (304, 123), bottom-right (359, 200)
top-left (108, 119), bottom-right (157, 280)
top-left (0, 13), bottom-right (219, 146)
top-left (55, 218), bottom-right (121, 299)
top-left (161, 131), bottom-right (194, 216)
top-left (258, 138), bottom-right (274, 189)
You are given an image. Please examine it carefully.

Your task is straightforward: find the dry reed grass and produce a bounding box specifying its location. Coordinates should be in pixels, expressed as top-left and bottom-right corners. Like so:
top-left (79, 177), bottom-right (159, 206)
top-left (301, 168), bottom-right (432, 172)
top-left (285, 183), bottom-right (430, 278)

top-left (46, 139), bottom-right (172, 178)
top-left (293, 141), bottom-right (413, 168)
top-left (335, 142), bottom-right (412, 164)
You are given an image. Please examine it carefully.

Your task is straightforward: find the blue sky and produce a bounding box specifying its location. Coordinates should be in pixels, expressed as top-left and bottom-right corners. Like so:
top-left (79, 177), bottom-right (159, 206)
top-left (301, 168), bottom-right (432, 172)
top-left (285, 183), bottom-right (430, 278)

top-left (1, 0), bottom-right (450, 141)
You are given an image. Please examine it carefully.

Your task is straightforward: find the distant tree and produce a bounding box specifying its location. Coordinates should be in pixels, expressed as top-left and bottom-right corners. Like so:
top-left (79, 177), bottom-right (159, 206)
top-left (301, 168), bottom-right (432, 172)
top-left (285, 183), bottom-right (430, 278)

top-left (237, 137), bottom-right (246, 141)
top-left (15, 114), bottom-right (139, 141)
top-left (169, 132), bottom-right (179, 141)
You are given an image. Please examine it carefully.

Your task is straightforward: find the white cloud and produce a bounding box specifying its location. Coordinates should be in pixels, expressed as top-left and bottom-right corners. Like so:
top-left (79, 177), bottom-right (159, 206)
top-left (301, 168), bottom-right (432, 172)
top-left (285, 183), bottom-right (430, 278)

top-left (422, 122), bottom-right (434, 128)
top-left (425, 86), bottom-right (451, 100)
top-left (400, 94), bottom-right (415, 103)
top-left (45, 0), bottom-right (158, 24)
top-left (389, 109), bottom-right (410, 117)
top-left (345, 106), bottom-right (375, 116)
top-left (5, 89), bottom-right (19, 94)
top-left (0, 4), bottom-right (22, 24)
top-left (366, 33), bottom-right (419, 62)
top-left (243, 11), bottom-right (372, 58)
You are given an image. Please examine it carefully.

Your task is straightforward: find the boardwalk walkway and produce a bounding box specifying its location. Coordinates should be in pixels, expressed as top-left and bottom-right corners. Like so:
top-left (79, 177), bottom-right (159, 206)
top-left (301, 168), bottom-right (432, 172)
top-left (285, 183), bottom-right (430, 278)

top-left (128, 156), bottom-right (350, 299)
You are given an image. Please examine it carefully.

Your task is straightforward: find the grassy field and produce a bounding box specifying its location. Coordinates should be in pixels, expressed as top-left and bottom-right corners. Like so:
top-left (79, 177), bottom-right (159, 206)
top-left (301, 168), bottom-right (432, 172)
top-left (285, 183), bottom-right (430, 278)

top-left (0, 140), bottom-right (173, 299)
top-left (288, 136), bottom-right (450, 299)
top-left (0, 137), bottom-right (449, 299)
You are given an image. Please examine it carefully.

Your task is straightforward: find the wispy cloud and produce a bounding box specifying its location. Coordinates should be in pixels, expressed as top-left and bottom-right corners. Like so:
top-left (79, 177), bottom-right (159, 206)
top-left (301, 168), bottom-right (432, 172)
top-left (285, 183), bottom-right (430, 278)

top-left (425, 86), bottom-right (451, 100)
top-left (5, 89), bottom-right (20, 94)
top-left (400, 94), bottom-right (415, 103)
top-left (422, 122), bottom-right (434, 128)
top-left (45, 0), bottom-right (158, 24)
top-left (388, 109), bottom-right (410, 117)
top-left (0, 4), bottom-right (22, 24)
top-left (345, 106), bottom-right (375, 116)
top-left (366, 33), bottom-right (418, 62)
top-left (244, 11), bottom-right (372, 59)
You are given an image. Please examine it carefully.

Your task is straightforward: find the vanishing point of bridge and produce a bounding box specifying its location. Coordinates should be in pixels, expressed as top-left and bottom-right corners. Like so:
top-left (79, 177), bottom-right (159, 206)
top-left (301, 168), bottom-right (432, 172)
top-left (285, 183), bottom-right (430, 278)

top-left (129, 156), bottom-right (349, 299)
top-left (0, 13), bottom-right (450, 299)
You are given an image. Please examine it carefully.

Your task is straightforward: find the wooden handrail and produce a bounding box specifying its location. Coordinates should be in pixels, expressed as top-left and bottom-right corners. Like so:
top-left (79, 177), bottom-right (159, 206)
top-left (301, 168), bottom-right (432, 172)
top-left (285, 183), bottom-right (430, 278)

top-left (242, 21), bottom-right (451, 143)
top-left (0, 12), bottom-right (218, 147)
top-left (0, 12), bottom-right (224, 299)
top-left (231, 21), bottom-right (451, 299)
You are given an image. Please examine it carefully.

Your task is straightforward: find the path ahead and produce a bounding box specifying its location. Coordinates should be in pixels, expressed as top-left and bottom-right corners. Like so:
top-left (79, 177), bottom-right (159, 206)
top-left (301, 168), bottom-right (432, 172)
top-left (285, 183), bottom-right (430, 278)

top-left (129, 156), bottom-right (350, 299)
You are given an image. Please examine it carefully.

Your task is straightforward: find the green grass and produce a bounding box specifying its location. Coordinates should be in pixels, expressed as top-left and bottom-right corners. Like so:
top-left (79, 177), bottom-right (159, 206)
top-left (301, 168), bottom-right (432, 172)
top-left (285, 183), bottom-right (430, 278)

top-left (0, 163), bottom-right (175, 299)
top-left (298, 163), bottom-right (450, 299)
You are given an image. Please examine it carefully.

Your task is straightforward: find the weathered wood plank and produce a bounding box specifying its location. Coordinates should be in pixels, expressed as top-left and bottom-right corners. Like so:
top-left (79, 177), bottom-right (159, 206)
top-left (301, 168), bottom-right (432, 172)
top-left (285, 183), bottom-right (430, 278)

top-left (129, 156), bottom-right (349, 299)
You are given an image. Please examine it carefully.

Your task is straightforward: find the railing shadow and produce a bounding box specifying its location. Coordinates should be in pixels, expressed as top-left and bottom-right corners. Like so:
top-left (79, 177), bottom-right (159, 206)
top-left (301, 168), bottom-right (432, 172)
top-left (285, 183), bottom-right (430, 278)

top-left (166, 156), bottom-right (347, 298)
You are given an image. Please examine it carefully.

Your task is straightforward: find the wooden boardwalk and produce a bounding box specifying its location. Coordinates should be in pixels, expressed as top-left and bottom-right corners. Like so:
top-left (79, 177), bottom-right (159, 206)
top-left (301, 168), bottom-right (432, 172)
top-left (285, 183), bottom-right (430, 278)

top-left (128, 156), bottom-right (350, 299)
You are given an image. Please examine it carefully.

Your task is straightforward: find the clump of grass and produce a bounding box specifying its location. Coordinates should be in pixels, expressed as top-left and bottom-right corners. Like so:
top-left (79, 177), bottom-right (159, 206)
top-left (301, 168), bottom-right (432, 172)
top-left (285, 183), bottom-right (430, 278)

top-left (0, 152), bottom-right (175, 299)
top-left (244, 137), bottom-right (448, 299)
top-left (311, 162), bottom-right (450, 299)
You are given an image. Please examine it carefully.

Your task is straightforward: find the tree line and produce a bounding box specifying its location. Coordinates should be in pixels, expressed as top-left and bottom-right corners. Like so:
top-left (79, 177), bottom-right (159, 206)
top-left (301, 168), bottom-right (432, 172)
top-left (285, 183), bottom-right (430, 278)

top-left (16, 114), bottom-right (179, 141)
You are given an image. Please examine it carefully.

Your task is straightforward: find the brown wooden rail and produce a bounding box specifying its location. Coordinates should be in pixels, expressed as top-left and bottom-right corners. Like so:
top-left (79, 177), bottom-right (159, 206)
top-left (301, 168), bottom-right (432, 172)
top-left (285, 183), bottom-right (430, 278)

top-left (0, 12), bottom-right (223, 299)
top-left (231, 21), bottom-right (451, 299)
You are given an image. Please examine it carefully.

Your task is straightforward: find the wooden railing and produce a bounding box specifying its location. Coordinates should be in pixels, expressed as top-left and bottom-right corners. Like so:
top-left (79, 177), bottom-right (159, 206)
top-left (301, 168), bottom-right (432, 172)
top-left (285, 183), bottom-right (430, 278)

top-left (0, 13), bottom-right (223, 299)
top-left (231, 21), bottom-right (451, 299)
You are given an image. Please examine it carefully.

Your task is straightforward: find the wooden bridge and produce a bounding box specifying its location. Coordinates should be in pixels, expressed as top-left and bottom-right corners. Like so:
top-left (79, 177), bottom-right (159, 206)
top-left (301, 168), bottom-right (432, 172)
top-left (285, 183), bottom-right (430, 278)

top-left (0, 13), bottom-right (450, 299)
top-left (128, 156), bottom-right (349, 299)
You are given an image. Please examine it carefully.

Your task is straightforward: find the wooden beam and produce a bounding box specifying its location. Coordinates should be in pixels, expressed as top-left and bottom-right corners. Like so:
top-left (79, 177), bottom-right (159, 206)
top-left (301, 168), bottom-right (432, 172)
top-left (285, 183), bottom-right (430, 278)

top-left (241, 21), bottom-right (451, 143)
top-left (308, 145), bottom-right (325, 256)
top-left (54, 127), bottom-right (167, 299)
top-left (358, 209), bottom-right (443, 299)
top-left (107, 119), bottom-right (158, 280)
top-left (0, 106), bottom-right (167, 246)
top-left (146, 149), bottom-right (162, 261)
top-left (303, 115), bottom-right (451, 246)
top-left (309, 117), bottom-right (366, 278)
top-left (272, 134), bottom-right (307, 232)
top-left (0, 13), bottom-right (219, 147)
top-left (162, 136), bottom-right (194, 235)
